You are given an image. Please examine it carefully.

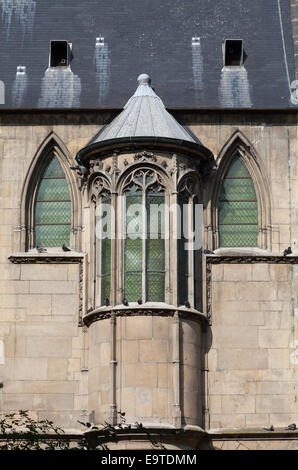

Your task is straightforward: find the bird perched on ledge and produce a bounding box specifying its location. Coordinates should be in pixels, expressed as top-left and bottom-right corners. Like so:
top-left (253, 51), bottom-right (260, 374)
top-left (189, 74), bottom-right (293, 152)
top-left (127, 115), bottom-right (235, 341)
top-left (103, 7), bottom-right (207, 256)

top-left (283, 246), bottom-right (292, 256)
top-left (62, 244), bottom-right (71, 252)
top-left (36, 246), bottom-right (47, 253)
top-left (285, 423), bottom-right (296, 430)
top-left (264, 425), bottom-right (274, 431)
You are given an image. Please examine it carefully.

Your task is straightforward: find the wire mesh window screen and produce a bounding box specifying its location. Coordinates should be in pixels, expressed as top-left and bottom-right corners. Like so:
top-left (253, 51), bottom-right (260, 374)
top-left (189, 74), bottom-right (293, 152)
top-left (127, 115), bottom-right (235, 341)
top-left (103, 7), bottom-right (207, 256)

top-left (124, 184), bottom-right (165, 302)
top-left (178, 193), bottom-right (189, 305)
top-left (100, 195), bottom-right (112, 304)
top-left (34, 157), bottom-right (71, 247)
top-left (219, 155), bottom-right (258, 247)
top-left (146, 193), bottom-right (165, 302)
top-left (124, 192), bottom-right (143, 301)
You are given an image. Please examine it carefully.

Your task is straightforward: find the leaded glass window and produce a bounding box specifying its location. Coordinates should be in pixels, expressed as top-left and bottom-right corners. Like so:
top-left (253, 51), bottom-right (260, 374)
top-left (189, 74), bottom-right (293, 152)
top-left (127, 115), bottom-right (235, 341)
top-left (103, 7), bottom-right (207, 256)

top-left (100, 194), bottom-right (111, 304)
top-left (124, 169), bottom-right (165, 302)
top-left (178, 191), bottom-right (189, 305)
top-left (218, 155), bottom-right (258, 247)
top-left (34, 156), bottom-right (71, 247)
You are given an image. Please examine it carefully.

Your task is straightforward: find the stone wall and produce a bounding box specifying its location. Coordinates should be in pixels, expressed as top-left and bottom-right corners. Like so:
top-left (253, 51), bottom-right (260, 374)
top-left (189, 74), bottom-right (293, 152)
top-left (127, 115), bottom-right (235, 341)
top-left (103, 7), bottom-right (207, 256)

top-left (208, 261), bottom-right (298, 430)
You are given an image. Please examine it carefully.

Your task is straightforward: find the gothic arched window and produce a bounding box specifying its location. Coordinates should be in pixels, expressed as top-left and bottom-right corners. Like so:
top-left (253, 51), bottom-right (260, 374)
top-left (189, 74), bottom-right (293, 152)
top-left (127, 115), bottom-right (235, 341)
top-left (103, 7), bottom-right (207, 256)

top-left (218, 155), bottom-right (258, 247)
top-left (123, 168), bottom-right (165, 303)
top-left (34, 156), bottom-right (71, 247)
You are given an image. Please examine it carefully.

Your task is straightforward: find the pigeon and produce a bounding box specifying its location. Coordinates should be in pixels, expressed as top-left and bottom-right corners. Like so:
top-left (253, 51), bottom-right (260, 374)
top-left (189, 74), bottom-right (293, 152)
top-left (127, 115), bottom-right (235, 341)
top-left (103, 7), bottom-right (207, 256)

top-left (122, 298), bottom-right (129, 306)
top-left (137, 299), bottom-right (143, 305)
top-left (104, 298), bottom-right (110, 306)
top-left (184, 301), bottom-right (191, 309)
top-left (36, 246), bottom-right (47, 253)
top-left (264, 425), bottom-right (274, 431)
top-left (283, 247), bottom-right (292, 256)
top-left (285, 423), bottom-right (296, 431)
top-left (62, 244), bottom-right (71, 252)
top-left (204, 249), bottom-right (215, 255)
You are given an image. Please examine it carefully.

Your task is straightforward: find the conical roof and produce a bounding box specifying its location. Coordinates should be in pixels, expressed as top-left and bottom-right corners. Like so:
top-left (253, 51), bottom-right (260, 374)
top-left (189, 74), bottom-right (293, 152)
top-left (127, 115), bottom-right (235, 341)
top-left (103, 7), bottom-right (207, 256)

top-left (92, 74), bottom-right (197, 144)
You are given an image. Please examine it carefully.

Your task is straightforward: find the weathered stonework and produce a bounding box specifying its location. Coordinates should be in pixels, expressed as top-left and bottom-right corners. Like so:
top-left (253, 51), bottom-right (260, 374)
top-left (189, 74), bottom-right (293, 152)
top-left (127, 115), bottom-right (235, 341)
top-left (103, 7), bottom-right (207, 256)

top-left (0, 110), bottom-right (297, 449)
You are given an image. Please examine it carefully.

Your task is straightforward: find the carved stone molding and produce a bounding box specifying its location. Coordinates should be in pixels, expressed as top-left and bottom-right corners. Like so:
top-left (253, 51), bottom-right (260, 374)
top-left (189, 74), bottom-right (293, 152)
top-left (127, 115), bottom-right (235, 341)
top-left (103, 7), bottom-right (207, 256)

top-left (83, 306), bottom-right (207, 327)
top-left (134, 151), bottom-right (157, 163)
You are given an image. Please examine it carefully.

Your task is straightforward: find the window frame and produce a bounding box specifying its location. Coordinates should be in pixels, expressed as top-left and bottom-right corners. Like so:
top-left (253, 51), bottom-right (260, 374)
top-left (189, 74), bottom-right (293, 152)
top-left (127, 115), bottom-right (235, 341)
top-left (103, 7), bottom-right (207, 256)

top-left (20, 133), bottom-right (81, 252)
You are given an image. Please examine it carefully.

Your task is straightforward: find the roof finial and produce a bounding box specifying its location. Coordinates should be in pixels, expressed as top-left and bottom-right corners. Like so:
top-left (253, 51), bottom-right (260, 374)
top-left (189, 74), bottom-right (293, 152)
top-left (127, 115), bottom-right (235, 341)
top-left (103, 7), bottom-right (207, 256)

top-left (137, 73), bottom-right (151, 85)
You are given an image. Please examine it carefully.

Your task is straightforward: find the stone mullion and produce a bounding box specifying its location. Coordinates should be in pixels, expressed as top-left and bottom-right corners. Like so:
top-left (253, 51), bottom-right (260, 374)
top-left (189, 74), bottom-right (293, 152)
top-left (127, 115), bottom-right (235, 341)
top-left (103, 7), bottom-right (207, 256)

top-left (188, 196), bottom-right (195, 307)
top-left (170, 191), bottom-right (179, 306)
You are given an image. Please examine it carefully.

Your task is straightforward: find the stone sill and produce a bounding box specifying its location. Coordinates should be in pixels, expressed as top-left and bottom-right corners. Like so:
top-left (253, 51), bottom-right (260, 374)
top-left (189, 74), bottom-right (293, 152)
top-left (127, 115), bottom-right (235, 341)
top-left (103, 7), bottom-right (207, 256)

top-left (209, 428), bottom-right (298, 440)
top-left (9, 251), bottom-right (85, 264)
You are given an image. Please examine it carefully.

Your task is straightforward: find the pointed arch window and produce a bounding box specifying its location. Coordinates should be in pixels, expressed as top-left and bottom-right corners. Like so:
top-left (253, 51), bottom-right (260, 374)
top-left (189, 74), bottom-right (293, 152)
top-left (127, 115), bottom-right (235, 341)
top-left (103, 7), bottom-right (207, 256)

top-left (218, 155), bottom-right (258, 247)
top-left (34, 156), bottom-right (71, 247)
top-left (123, 169), bottom-right (165, 303)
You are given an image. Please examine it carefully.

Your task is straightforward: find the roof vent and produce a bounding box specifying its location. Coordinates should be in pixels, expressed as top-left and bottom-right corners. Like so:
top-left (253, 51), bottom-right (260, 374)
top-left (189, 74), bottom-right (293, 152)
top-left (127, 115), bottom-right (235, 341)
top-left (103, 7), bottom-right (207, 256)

top-left (192, 35), bottom-right (200, 45)
top-left (96, 36), bottom-right (105, 46)
top-left (50, 40), bottom-right (70, 67)
top-left (223, 39), bottom-right (243, 66)
top-left (16, 66), bottom-right (26, 75)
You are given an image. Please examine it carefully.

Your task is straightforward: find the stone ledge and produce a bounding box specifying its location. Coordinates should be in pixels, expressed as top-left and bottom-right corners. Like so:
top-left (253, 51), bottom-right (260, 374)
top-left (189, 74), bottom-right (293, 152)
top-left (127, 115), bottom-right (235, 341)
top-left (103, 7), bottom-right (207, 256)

top-left (83, 303), bottom-right (207, 327)
top-left (9, 251), bottom-right (85, 264)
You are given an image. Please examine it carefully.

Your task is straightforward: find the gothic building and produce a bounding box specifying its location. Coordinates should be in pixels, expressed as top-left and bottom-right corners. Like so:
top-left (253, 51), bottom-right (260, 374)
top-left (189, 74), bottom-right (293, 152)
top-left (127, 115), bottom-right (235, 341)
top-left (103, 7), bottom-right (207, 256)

top-left (0, 0), bottom-right (297, 450)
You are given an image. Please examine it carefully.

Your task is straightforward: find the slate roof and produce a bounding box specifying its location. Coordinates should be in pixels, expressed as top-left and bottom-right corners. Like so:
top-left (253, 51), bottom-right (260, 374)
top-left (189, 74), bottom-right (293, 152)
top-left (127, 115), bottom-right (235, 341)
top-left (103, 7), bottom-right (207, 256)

top-left (93, 74), bottom-right (197, 143)
top-left (0, 0), bottom-right (296, 109)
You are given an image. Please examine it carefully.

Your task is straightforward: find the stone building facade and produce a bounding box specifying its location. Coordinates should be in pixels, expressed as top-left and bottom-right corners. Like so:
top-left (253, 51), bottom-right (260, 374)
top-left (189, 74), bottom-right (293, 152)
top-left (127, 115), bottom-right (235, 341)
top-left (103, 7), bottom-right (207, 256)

top-left (0, 0), bottom-right (298, 451)
top-left (0, 78), bottom-right (297, 449)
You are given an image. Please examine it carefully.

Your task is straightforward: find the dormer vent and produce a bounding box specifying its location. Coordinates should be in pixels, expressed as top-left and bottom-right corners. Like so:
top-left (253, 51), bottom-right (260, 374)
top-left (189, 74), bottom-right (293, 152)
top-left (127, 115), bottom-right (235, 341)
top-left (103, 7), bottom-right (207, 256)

top-left (224, 39), bottom-right (243, 66)
top-left (50, 40), bottom-right (69, 67)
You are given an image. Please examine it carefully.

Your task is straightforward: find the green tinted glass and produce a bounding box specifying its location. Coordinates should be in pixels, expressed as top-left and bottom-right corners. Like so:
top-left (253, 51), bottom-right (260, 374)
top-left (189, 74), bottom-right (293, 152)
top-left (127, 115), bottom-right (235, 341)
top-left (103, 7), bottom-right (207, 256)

top-left (220, 178), bottom-right (256, 201)
top-left (178, 194), bottom-right (189, 305)
top-left (43, 158), bottom-right (65, 178)
top-left (35, 224), bottom-right (70, 247)
top-left (219, 201), bottom-right (258, 224)
top-left (35, 201), bottom-right (71, 224)
top-left (146, 273), bottom-right (165, 302)
top-left (226, 156), bottom-right (251, 177)
top-left (125, 191), bottom-right (142, 301)
top-left (125, 273), bottom-right (142, 301)
top-left (219, 156), bottom-right (258, 247)
top-left (34, 157), bottom-right (71, 247)
top-left (219, 224), bottom-right (258, 247)
top-left (36, 178), bottom-right (70, 201)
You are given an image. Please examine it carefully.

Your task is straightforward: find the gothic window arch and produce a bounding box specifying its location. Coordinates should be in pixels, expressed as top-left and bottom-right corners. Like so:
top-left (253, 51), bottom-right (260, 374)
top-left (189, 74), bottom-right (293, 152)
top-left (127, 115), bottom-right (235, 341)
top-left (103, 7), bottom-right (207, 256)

top-left (21, 133), bottom-right (81, 251)
top-left (177, 174), bottom-right (201, 309)
top-left (210, 131), bottom-right (272, 250)
top-left (90, 175), bottom-right (112, 306)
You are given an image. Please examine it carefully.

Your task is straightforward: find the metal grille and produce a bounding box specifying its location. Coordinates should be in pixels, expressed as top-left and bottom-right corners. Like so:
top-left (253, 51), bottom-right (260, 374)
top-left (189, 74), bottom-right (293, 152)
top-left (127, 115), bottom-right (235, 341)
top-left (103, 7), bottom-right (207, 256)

top-left (178, 192), bottom-right (189, 305)
top-left (34, 157), bottom-right (71, 247)
top-left (124, 273), bottom-right (142, 301)
top-left (35, 224), bottom-right (71, 247)
top-left (99, 195), bottom-right (112, 305)
top-left (146, 273), bottom-right (165, 302)
top-left (219, 156), bottom-right (258, 247)
top-left (124, 185), bottom-right (165, 302)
